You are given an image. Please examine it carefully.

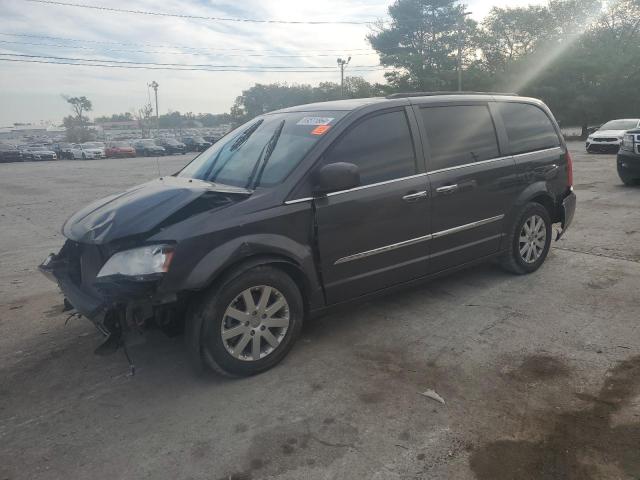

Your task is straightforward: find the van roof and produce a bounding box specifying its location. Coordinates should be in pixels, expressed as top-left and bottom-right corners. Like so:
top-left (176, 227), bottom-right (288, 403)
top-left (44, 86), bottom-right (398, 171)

top-left (273, 92), bottom-right (530, 114)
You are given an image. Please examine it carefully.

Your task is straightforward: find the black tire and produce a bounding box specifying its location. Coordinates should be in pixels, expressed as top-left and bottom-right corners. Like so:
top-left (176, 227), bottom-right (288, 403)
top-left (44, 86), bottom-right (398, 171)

top-left (617, 166), bottom-right (638, 186)
top-left (500, 203), bottom-right (552, 275)
top-left (187, 265), bottom-right (304, 377)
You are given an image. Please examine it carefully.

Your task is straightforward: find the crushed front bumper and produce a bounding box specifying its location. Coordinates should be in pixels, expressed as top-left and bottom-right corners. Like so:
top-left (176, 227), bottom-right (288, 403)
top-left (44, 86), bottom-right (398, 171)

top-left (38, 242), bottom-right (180, 351)
top-left (39, 251), bottom-right (107, 325)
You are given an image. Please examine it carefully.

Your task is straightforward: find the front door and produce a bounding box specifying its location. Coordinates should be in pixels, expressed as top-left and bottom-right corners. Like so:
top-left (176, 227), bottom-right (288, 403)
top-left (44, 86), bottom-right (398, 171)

top-left (314, 109), bottom-right (432, 304)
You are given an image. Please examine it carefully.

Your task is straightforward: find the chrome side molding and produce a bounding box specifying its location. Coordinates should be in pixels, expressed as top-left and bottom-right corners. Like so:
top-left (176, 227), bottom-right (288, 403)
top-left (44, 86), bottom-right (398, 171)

top-left (334, 214), bottom-right (505, 265)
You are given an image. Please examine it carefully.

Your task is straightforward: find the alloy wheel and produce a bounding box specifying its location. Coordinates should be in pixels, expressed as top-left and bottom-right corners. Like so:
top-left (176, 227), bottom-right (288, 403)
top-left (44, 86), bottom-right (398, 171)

top-left (221, 285), bottom-right (290, 361)
top-left (519, 214), bottom-right (547, 264)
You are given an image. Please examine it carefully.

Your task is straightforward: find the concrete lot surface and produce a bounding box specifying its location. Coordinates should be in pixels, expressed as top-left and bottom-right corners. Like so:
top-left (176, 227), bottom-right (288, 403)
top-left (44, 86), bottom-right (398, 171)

top-left (1, 144), bottom-right (639, 479)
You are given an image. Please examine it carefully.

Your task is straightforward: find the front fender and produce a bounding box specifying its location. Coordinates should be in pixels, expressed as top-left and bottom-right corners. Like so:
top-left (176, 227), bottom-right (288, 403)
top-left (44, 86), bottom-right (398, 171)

top-left (190, 234), bottom-right (315, 285)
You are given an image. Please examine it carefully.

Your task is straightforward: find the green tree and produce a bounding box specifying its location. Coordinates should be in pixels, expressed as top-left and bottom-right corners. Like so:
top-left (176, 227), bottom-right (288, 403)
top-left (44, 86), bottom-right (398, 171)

top-left (229, 77), bottom-right (383, 124)
top-left (478, 6), bottom-right (553, 76)
top-left (518, 0), bottom-right (638, 136)
top-left (62, 95), bottom-right (93, 142)
top-left (368, 0), bottom-right (472, 90)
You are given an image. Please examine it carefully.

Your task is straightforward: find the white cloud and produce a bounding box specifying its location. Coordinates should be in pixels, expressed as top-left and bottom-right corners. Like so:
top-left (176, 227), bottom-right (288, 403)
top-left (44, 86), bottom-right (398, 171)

top-left (0, 0), bottom-right (543, 125)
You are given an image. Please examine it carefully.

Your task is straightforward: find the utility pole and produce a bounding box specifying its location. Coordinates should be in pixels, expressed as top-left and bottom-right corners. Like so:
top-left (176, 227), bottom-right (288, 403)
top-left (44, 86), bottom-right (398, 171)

top-left (148, 81), bottom-right (159, 137)
top-left (337, 57), bottom-right (351, 98)
top-left (457, 10), bottom-right (472, 91)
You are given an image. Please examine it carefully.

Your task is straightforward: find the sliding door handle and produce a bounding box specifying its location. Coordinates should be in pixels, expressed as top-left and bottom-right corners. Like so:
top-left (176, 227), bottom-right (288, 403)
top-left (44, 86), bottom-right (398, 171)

top-left (436, 184), bottom-right (459, 194)
top-left (402, 190), bottom-right (429, 202)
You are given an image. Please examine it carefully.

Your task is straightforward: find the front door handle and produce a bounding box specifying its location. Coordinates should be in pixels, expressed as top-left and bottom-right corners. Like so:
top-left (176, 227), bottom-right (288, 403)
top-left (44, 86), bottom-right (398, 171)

top-left (402, 190), bottom-right (429, 202)
top-left (436, 184), bottom-right (459, 194)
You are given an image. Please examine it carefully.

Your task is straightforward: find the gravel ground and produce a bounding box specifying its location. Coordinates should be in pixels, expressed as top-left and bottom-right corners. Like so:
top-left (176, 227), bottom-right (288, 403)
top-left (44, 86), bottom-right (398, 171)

top-left (1, 143), bottom-right (639, 480)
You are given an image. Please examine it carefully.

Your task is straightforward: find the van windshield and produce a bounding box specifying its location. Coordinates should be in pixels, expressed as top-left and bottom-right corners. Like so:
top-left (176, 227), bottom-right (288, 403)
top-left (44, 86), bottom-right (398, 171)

top-left (178, 111), bottom-right (345, 188)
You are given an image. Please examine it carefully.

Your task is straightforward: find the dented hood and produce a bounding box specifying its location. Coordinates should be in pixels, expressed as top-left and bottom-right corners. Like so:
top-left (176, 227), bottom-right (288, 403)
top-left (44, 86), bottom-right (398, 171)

top-left (62, 176), bottom-right (250, 244)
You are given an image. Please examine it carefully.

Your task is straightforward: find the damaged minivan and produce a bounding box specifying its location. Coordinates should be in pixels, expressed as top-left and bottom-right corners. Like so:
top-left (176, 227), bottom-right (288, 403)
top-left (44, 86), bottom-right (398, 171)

top-left (40, 93), bottom-right (576, 376)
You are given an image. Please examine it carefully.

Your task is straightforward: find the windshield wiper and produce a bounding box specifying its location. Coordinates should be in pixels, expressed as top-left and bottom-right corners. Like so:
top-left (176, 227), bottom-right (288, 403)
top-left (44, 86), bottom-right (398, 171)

top-left (246, 120), bottom-right (285, 189)
top-left (206, 119), bottom-right (264, 181)
top-left (230, 119), bottom-right (263, 152)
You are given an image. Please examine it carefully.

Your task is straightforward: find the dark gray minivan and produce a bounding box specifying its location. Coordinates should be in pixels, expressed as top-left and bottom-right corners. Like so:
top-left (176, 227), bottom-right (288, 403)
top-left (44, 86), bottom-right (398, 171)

top-left (40, 93), bottom-right (576, 376)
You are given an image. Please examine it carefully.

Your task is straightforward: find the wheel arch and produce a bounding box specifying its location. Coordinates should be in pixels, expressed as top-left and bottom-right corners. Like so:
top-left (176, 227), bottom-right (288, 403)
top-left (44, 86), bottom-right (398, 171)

top-left (183, 252), bottom-right (314, 375)
top-left (206, 253), bottom-right (313, 313)
top-left (529, 193), bottom-right (559, 223)
top-left (509, 183), bottom-right (560, 226)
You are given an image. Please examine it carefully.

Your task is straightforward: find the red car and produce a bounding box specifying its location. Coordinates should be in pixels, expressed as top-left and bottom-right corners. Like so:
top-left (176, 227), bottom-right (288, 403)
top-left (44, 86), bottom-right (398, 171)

top-left (105, 141), bottom-right (136, 158)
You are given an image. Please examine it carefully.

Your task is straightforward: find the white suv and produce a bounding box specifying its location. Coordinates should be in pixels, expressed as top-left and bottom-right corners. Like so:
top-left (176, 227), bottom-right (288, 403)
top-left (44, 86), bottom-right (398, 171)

top-left (586, 119), bottom-right (640, 153)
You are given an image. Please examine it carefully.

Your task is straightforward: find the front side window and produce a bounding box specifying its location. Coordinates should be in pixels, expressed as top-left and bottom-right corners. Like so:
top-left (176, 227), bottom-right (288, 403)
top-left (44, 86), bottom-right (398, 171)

top-left (322, 110), bottom-right (417, 186)
top-left (421, 105), bottom-right (500, 171)
top-left (498, 103), bottom-right (560, 155)
top-left (179, 111), bottom-right (346, 189)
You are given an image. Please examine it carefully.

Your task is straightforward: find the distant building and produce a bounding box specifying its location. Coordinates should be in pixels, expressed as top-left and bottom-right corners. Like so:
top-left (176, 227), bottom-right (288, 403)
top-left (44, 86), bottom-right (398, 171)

top-left (0, 123), bottom-right (65, 143)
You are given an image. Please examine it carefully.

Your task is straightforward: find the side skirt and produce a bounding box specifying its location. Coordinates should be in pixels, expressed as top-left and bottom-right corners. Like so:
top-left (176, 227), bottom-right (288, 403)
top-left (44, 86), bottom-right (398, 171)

top-left (309, 250), bottom-right (506, 319)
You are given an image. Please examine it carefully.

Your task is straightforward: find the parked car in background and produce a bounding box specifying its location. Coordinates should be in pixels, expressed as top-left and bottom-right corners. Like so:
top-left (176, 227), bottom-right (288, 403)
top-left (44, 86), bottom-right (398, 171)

top-left (52, 142), bottom-right (74, 160)
top-left (105, 141), bottom-right (136, 158)
top-left (82, 142), bottom-right (106, 157)
top-left (39, 93), bottom-right (575, 377)
top-left (134, 139), bottom-right (166, 156)
top-left (22, 145), bottom-right (58, 161)
top-left (202, 134), bottom-right (219, 144)
top-left (617, 129), bottom-right (640, 185)
top-left (69, 144), bottom-right (105, 160)
top-left (0, 143), bottom-right (22, 163)
top-left (181, 136), bottom-right (212, 152)
top-left (586, 119), bottom-right (640, 153)
top-left (155, 138), bottom-right (186, 154)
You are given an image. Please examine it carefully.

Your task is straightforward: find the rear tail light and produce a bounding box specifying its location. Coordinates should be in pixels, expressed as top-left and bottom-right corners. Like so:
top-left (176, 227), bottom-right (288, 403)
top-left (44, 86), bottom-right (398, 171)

top-left (566, 150), bottom-right (573, 188)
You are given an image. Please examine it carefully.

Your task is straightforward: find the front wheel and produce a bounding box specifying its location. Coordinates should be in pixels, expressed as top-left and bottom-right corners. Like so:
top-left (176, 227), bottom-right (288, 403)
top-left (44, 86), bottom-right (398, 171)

top-left (618, 166), bottom-right (638, 186)
top-left (187, 266), bottom-right (304, 377)
top-left (500, 203), bottom-right (552, 275)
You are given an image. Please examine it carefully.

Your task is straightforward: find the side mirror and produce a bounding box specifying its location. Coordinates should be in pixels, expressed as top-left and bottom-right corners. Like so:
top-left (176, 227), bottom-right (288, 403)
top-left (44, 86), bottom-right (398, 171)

top-left (314, 162), bottom-right (360, 195)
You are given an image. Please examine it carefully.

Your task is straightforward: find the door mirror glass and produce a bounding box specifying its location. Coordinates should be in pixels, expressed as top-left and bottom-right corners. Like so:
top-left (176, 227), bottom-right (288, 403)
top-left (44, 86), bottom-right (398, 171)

top-left (314, 162), bottom-right (360, 194)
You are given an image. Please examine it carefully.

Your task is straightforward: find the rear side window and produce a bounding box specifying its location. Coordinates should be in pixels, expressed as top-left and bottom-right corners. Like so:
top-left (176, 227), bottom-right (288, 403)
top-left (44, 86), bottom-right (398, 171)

top-left (421, 105), bottom-right (500, 171)
top-left (323, 110), bottom-right (417, 186)
top-left (498, 103), bottom-right (560, 155)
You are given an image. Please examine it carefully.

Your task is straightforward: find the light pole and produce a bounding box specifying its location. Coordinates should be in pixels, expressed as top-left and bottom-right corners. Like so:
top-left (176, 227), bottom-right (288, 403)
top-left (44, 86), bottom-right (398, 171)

top-left (337, 57), bottom-right (351, 98)
top-left (457, 10), bottom-right (472, 91)
top-left (148, 81), bottom-right (159, 137)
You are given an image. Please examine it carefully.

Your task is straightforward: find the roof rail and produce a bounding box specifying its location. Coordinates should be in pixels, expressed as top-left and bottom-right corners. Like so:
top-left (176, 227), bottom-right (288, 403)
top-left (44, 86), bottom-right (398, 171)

top-left (386, 91), bottom-right (518, 99)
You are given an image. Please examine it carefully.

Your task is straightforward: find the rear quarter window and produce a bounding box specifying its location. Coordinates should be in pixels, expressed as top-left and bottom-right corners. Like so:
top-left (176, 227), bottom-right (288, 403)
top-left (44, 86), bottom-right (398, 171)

top-left (497, 103), bottom-right (561, 155)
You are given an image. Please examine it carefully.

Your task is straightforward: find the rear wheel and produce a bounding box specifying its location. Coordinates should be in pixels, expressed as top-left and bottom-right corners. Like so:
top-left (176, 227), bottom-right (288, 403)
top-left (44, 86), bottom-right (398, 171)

top-left (500, 203), bottom-right (552, 275)
top-left (187, 266), bottom-right (304, 377)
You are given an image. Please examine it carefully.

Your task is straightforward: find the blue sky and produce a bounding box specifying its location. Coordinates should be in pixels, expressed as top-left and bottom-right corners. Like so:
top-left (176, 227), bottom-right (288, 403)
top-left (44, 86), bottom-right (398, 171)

top-left (0, 0), bottom-right (543, 125)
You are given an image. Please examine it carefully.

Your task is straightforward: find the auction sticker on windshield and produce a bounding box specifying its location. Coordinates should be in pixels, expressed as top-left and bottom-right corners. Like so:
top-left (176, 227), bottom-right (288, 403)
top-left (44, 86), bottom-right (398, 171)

top-left (297, 117), bottom-right (334, 126)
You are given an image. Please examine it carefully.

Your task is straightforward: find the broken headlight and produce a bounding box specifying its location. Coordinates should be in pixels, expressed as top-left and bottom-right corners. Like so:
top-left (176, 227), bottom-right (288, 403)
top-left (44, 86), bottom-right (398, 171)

top-left (97, 245), bottom-right (174, 278)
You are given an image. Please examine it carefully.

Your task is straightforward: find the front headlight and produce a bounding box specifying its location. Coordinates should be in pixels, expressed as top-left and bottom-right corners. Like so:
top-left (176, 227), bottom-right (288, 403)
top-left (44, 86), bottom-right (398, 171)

top-left (97, 245), bottom-right (174, 278)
